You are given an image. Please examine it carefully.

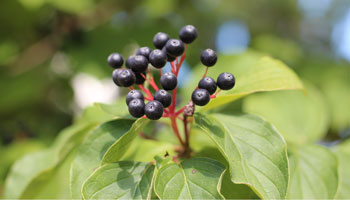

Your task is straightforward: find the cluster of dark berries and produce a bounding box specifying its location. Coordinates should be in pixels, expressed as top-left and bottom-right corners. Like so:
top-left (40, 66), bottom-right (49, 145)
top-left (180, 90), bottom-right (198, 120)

top-left (107, 25), bottom-right (235, 120)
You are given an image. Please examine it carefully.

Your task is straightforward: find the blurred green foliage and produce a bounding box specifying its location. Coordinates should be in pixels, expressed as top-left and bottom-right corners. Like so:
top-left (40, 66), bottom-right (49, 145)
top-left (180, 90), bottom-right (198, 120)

top-left (0, 0), bottom-right (349, 196)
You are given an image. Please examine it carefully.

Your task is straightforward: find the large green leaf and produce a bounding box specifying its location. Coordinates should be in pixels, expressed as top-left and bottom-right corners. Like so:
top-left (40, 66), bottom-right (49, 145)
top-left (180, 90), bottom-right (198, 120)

top-left (195, 112), bottom-right (289, 199)
top-left (82, 162), bottom-right (156, 199)
top-left (287, 145), bottom-right (339, 199)
top-left (334, 140), bottom-right (350, 199)
top-left (3, 123), bottom-right (96, 199)
top-left (154, 157), bottom-right (225, 199)
top-left (243, 82), bottom-right (329, 145)
top-left (185, 51), bottom-right (303, 111)
top-left (100, 119), bottom-right (150, 165)
top-left (70, 118), bottom-right (148, 199)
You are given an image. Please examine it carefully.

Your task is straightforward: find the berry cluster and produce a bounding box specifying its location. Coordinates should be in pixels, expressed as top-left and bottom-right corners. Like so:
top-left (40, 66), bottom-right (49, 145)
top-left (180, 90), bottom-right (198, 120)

top-left (107, 25), bottom-right (235, 121)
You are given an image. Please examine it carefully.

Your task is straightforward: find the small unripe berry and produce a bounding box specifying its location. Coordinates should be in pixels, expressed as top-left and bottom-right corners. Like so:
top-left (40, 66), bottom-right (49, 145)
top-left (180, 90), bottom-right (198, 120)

top-left (217, 72), bottom-right (235, 90)
top-left (149, 49), bottom-right (167, 68)
top-left (112, 68), bottom-right (135, 87)
top-left (179, 25), bottom-right (198, 44)
top-left (201, 49), bottom-right (217, 67)
top-left (107, 53), bottom-right (124, 68)
top-left (153, 32), bottom-right (170, 49)
top-left (128, 99), bottom-right (145, 118)
top-left (145, 100), bottom-right (164, 120)
top-left (126, 90), bottom-right (144, 105)
top-left (160, 72), bottom-right (177, 90)
top-left (192, 88), bottom-right (210, 106)
top-left (154, 89), bottom-right (172, 107)
top-left (135, 72), bottom-right (146, 85)
top-left (126, 55), bottom-right (149, 73)
top-left (136, 47), bottom-right (152, 60)
top-left (165, 39), bottom-right (185, 57)
top-left (198, 77), bottom-right (217, 94)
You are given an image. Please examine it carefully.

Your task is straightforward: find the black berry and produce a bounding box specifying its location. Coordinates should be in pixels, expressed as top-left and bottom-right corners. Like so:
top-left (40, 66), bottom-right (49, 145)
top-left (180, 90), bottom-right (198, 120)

top-left (201, 49), bottom-right (217, 67)
top-left (149, 49), bottom-right (167, 68)
top-left (107, 53), bottom-right (124, 68)
top-left (217, 72), bottom-right (235, 90)
top-left (135, 72), bottom-right (146, 85)
top-left (153, 32), bottom-right (170, 49)
top-left (145, 100), bottom-right (164, 120)
top-left (128, 99), bottom-right (145, 118)
top-left (154, 89), bottom-right (172, 108)
top-left (191, 88), bottom-right (210, 106)
top-left (198, 77), bottom-right (217, 94)
top-left (160, 72), bottom-right (177, 90)
top-left (126, 90), bottom-right (144, 105)
top-left (162, 47), bottom-right (176, 62)
top-left (126, 55), bottom-right (149, 73)
top-left (136, 47), bottom-right (152, 60)
top-left (112, 68), bottom-right (135, 87)
top-left (165, 39), bottom-right (185, 57)
top-left (112, 69), bottom-right (122, 86)
top-left (179, 25), bottom-right (198, 44)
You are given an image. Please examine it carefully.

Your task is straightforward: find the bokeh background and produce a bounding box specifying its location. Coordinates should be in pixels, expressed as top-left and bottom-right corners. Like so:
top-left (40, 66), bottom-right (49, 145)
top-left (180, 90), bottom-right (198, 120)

top-left (0, 0), bottom-right (349, 194)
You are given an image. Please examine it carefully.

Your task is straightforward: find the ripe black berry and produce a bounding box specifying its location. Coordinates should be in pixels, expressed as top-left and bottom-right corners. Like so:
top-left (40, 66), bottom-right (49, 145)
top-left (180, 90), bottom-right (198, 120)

top-left (165, 39), bottom-right (185, 57)
top-left (107, 53), bottom-right (124, 68)
top-left (200, 49), bottom-right (217, 67)
top-left (112, 69), bottom-right (122, 86)
top-left (179, 25), bottom-right (198, 44)
top-left (112, 68), bottom-right (135, 87)
top-left (149, 49), bottom-right (167, 68)
top-left (162, 47), bottom-right (176, 62)
top-left (128, 99), bottom-right (145, 118)
top-left (217, 72), bottom-right (235, 90)
top-left (126, 90), bottom-right (144, 105)
top-left (153, 32), bottom-right (170, 49)
top-left (145, 100), bottom-right (164, 120)
top-left (160, 72), bottom-right (177, 90)
top-left (136, 47), bottom-right (152, 60)
top-left (126, 55), bottom-right (149, 73)
top-left (198, 77), bottom-right (217, 94)
top-left (191, 88), bottom-right (210, 106)
top-left (154, 89), bottom-right (172, 107)
top-left (135, 72), bottom-right (146, 84)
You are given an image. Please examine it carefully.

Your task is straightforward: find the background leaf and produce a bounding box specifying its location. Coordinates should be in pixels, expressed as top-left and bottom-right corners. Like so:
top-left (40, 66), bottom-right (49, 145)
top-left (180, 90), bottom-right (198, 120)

top-left (184, 51), bottom-right (303, 111)
top-left (82, 162), bottom-right (155, 199)
top-left (195, 112), bottom-right (289, 199)
top-left (3, 123), bottom-right (96, 198)
top-left (287, 145), bottom-right (339, 199)
top-left (154, 157), bottom-right (225, 199)
top-left (334, 140), bottom-right (350, 199)
top-left (242, 82), bottom-right (330, 145)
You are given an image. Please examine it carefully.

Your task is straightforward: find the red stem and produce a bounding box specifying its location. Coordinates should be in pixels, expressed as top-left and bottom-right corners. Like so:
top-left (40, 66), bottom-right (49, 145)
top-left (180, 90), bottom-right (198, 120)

top-left (203, 67), bottom-right (209, 78)
top-left (138, 84), bottom-right (153, 100)
top-left (170, 116), bottom-right (185, 146)
top-left (210, 89), bottom-right (222, 98)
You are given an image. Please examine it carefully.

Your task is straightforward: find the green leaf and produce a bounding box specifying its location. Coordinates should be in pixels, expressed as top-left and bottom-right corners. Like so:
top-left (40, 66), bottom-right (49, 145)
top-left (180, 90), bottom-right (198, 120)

top-left (195, 112), bottom-right (289, 199)
top-left (221, 170), bottom-right (259, 199)
top-left (186, 51), bottom-right (303, 111)
top-left (287, 145), bottom-right (339, 199)
top-left (154, 157), bottom-right (225, 199)
top-left (334, 140), bottom-right (350, 199)
top-left (101, 119), bottom-right (150, 164)
top-left (70, 118), bottom-right (148, 199)
top-left (82, 161), bottom-right (156, 199)
top-left (4, 123), bottom-right (96, 199)
top-left (243, 82), bottom-right (329, 145)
